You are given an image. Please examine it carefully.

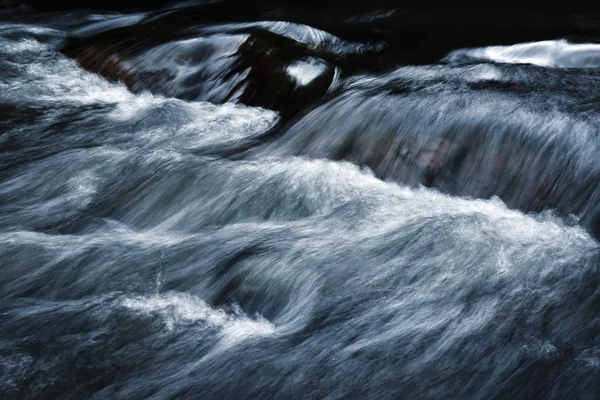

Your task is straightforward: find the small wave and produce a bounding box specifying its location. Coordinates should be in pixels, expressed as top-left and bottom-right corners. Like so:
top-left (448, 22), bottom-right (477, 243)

top-left (0, 23), bottom-right (62, 36)
top-left (0, 37), bottom-right (47, 54)
top-left (0, 34), bottom-right (278, 149)
top-left (3, 10), bottom-right (600, 399)
top-left (270, 61), bottom-right (600, 234)
top-left (122, 292), bottom-right (276, 345)
top-left (200, 21), bottom-right (385, 55)
top-left (73, 13), bottom-right (148, 37)
top-left (444, 39), bottom-right (600, 68)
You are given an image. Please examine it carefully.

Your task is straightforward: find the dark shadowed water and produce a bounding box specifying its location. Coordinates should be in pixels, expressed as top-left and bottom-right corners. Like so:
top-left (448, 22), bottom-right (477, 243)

top-left (1, 3), bottom-right (600, 399)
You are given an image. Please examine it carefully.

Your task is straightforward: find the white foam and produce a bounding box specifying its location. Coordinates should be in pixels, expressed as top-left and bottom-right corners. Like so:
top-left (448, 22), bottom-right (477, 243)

top-left (286, 59), bottom-right (328, 86)
top-left (0, 38), bottom-right (48, 54)
top-left (122, 292), bottom-right (275, 345)
top-left (242, 157), bottom-right (595, 248)
top-left (445, 40), bottom-right (600, 68)
top-left (0, 35), bottom-right (167, 112)
top-left (17, 56), bottom-right (154, 108)
top-left (0, 36), bottom-right (278, 148)
top-left (124, 100), bottom-right (278, 149)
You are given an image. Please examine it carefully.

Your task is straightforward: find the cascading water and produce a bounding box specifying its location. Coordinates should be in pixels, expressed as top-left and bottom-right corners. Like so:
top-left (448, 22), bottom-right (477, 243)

top-left (1, 3), bottom-right (599, 399)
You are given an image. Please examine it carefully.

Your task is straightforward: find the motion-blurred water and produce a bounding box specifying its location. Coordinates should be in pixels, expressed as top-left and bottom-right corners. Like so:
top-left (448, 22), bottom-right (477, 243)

top-left (1, 4), bottom-right (600, 399)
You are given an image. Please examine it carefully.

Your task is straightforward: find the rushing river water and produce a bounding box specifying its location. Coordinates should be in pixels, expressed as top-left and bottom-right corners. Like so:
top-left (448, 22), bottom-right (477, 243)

top-left (1, 3), bottom-right (600, 399)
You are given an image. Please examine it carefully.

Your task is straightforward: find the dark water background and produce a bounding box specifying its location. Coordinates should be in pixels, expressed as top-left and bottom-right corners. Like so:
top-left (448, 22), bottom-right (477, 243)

top-left (1, 2), bottom-right (600, 399)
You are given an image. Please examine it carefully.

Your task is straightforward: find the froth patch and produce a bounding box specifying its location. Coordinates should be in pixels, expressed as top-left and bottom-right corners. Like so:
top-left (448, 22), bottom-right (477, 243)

top-left (286, 59), bottom-right (328, 86)
top-left (122, 292), bottom-right (275, 345)
top-left (0, 34), bottom-right (278, 149)
top-left (1, 38), bottom-right (48, 54)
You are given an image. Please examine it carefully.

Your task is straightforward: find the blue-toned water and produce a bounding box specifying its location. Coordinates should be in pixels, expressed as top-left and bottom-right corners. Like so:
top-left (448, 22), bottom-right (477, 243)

top-left (1, 4), bottom-right (599, 399)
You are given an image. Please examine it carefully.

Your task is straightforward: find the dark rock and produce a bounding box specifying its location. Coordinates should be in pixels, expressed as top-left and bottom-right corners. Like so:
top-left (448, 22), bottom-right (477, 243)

top-left (62, 18), bottom-right (335, 116)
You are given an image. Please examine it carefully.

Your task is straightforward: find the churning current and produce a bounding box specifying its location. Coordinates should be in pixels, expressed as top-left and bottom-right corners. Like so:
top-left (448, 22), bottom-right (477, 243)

top-left (1, 3), bottom-right (600, 400)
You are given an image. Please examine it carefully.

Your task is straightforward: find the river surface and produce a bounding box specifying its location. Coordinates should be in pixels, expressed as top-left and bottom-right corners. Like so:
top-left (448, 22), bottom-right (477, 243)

top-left (1, 3), bottom-right (600, 399)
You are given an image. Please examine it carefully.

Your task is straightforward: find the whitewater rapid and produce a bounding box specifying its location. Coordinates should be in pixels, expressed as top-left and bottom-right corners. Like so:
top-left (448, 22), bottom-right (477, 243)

top-left (1, 15), bottom-right (599, 400)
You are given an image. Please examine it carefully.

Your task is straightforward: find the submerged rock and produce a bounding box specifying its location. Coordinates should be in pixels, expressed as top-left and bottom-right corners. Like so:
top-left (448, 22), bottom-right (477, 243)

top-left (62, 21), bottom-right (335, 116)
top-left (53, 3), bottom-right (600, 237)
top-left (267, 62), bottom-right (600, 237)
